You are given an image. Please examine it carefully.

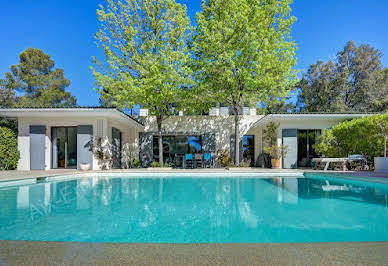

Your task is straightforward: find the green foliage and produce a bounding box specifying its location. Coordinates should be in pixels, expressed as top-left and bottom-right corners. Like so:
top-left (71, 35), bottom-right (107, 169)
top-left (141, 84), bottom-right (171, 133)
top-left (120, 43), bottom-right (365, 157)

top-left (263, 122), bottom-right (288, 159)
top-left (127, 158), bottom-right (140, 168)
top-left (216, 149), bottom-right (230, 167)
top-left (0, 127), bottom-right (20, 170)
top-left (192, 0), bottom-right (297, 164)
top-left (263, 122), bottom-right (279, 147)
top-left (263, 145), bottom-right (288, 160)
top-left (92, 0), bottom-right (194, 166)
top-left (230, 159), bottom-right (251, 168)
top-left (5, 48), bottom-right (77, 108)
top-left (0, 79), bottom-right (14, 108)
top-left (150, 161), bottom-right (162, 168)
top-left (298, 41), bottom-right (388, 112)
top-left (314, 113), bottom-right (388, 161)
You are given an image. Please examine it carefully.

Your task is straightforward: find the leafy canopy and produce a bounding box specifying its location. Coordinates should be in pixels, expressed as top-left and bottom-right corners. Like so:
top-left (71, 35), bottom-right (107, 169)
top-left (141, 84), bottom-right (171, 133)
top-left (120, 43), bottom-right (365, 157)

top-left (192, 0), bottom-right (297, 110)
top-left (314, 113), bottom-right (388, 160)
top-left (297, 41), bottom-right (388, 112)
top-left (0, 127), bottom-right (20, 170)
top-left (4, 48), bottom-right (77, 108)
top-left (91, 0), bottom-right (193, 119)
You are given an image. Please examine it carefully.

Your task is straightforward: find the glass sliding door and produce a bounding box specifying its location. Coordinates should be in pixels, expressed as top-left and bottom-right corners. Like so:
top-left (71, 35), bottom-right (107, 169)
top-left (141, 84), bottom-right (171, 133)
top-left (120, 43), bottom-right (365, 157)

top-left (52, 127), bottom-right (77, 169)
top-left (242, 135), bottom-right (255, 166)
top-left (152, 135), bottom-right (202, 164)
top-left (297, 129), bottom-right (321, 167)
top-left (66, 127), bottom-right (77, 168)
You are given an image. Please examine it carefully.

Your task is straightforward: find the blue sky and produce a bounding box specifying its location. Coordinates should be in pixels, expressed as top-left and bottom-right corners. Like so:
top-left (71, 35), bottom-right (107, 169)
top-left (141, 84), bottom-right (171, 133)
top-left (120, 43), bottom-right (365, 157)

top-left (0, 0), bottom-right (387, 106)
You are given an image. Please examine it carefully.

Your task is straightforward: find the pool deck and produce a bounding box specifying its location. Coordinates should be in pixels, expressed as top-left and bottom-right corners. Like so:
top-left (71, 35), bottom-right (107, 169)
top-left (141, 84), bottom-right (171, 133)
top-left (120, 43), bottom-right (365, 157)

top-left (0, 241), bottom-right (387, 265)
top-left (1, 168), bottom-right (387, 183)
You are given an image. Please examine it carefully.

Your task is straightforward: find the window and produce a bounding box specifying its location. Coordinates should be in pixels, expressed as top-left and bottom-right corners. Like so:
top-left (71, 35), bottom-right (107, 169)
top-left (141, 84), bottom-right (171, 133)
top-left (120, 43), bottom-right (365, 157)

top-left (242, 135), bottom-right (255, 166)
top-left (153, 135), bottom-right (202, 163)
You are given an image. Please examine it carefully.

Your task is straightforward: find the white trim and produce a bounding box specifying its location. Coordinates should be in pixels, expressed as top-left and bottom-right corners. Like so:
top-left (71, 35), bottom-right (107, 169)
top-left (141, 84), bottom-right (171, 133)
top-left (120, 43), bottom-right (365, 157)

top-left (252, 113), bottom-right (374, 128)
top-left (0, 108), bottom-right (143, 129)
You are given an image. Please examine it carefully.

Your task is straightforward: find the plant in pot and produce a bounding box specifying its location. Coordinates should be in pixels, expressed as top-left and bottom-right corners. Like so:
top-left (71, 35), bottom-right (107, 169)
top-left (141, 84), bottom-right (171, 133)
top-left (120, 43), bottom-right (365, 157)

top-left (264, 145), bottom-right (288, 169)
top-left (263, 122), bottom-right (288, 168)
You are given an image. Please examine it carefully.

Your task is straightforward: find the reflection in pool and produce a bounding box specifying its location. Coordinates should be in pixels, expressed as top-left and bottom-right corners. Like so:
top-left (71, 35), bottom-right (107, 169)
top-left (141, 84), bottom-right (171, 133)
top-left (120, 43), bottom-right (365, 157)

top-left (0, 176), bottom-right (387, 243)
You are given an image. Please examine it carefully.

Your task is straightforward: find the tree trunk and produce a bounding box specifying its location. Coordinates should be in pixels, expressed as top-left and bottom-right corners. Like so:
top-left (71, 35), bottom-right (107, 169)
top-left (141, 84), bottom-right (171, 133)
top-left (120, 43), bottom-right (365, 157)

top-left (384, 135), bottom-right (387, 157)
top-left (157, 117), bottom-right (164, 167)
top-left (234, 108), bottom-right (240, 166)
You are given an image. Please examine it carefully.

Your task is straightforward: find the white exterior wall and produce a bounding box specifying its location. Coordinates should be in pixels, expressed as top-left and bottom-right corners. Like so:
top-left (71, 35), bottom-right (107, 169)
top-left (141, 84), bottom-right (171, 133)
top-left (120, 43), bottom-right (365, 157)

top-left (270, 119), bottom-right (352, 168)
top-left (143, 115), bottom-right (263, 153)
top-left (107, 118), bottom-right (139, 159)
top-left (17, 116), bottom-right (140, 170)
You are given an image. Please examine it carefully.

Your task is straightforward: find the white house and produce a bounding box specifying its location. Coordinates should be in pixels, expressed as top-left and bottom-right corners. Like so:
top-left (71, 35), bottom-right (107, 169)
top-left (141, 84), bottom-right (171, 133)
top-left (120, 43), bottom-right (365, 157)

top-left (0, 107), bottom-right (371, 170)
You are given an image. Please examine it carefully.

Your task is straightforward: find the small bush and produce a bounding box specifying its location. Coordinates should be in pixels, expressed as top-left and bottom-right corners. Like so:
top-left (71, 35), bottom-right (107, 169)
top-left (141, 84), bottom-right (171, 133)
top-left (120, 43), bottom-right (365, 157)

top-left (0, 127), bottom-right (20, 170)
top-left (216, 149), bottom-right (230, 167)
top-left (314, 113), bottom-right (388, 162)
top-left (127, 158), bottom-right (140, 168)
top-left (150, 161), bottom-right (161, 167)
top-left (239, 159), bottom-right (251, 167)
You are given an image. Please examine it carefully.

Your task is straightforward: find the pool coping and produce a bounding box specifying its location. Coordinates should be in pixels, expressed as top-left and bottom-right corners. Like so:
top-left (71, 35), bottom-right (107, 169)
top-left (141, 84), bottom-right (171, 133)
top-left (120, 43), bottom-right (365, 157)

top-left (0, 169), bottom-right (388, 187)
top-left (1, 240), bottom-right (387, 265)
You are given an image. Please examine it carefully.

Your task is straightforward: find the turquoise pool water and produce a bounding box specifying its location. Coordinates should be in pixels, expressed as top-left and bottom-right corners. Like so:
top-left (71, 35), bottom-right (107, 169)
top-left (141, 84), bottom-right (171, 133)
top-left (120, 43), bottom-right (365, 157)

top-left (0, 174), bottom-right (387, 243)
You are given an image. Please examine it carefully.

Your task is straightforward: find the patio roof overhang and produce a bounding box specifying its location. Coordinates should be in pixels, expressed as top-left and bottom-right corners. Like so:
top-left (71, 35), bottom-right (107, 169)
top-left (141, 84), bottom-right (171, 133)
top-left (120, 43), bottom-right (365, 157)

top-left (252, 113), bottom-right (376, 128)
top-left (0, 107), bottom-right (144, 129)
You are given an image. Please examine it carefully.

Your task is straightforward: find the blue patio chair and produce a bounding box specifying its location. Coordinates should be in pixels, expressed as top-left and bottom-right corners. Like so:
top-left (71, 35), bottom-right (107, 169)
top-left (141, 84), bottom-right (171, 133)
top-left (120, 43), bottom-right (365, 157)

top-left (203, 153), bottom-right (213, 168)
top-left (185, 153), bottom-right (193, 168)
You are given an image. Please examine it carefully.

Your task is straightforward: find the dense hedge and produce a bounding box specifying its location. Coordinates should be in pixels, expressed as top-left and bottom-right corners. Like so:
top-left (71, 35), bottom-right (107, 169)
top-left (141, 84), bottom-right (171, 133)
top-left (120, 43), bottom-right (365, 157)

top-left (0, 127), bottom-right (20, 170)
top-left (314, 113), bottom-right (388, 161)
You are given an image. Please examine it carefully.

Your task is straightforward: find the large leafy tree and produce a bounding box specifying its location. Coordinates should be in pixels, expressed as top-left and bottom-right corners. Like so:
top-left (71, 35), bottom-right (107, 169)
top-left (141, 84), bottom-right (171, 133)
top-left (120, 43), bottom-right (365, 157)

top-left (0, 79), bottom-right (14, 108)
top-left (5, 48), bottom-right (77, 107)
top-left (91, 0), bottom-right (193, 166)
top-left (193, 0), bottom-right (297, 165)
top-left (297, 41), bottom-right (388, 112)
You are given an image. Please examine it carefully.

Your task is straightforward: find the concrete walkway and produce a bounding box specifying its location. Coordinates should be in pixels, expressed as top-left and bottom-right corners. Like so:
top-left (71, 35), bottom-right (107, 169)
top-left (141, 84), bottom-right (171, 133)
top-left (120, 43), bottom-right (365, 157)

top-left (0, 241), bottom-right (387, 265)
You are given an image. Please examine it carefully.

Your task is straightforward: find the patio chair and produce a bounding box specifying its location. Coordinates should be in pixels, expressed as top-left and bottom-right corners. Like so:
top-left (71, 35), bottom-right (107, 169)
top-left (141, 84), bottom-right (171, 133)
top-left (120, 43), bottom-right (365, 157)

top-left (174, 154), bottom-right (184, 168)
top-left (203, 152), bottom-right (214, 168)
top-left (185, 153), bottom-right (194, 168)
top-left (194, 153), bottom-right (202, 168)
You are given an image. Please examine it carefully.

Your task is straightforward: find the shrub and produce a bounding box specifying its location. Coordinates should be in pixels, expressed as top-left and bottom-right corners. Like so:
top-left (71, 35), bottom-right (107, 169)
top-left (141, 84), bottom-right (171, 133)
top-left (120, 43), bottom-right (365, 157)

top-left (128, 158), bottom-right (140, 168)
top-left (314, 113), bottom-right (388, 161)
top-left (216, 149), bottom-right (230, 167)
top-left (263, 122), bottom-right (288, 160)
top-left (0, 127), bottom-right (20, 170)
top-left (150, 161), bottom-right (161, 167)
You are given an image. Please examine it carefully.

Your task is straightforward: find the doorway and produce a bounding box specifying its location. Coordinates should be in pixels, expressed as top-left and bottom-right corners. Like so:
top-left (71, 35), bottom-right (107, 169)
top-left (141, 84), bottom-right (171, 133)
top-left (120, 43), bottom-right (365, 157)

top-left (297, 129), bottom-right (321, 167)
top-left (52, 127), bottom-right (77, 169)
top-left (242, 135), bottom-right (255, 166)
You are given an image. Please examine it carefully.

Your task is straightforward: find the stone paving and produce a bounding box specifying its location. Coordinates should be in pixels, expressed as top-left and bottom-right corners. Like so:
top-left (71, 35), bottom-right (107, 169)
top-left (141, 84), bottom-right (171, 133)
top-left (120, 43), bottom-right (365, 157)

top-left (0, 241), bottom-right (387, 265)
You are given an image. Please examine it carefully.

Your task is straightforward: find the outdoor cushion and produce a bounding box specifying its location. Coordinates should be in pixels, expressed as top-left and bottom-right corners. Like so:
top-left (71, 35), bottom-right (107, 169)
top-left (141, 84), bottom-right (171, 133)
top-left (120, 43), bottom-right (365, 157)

top-left (204, 153), bottom-right (211, 161)
top-left (185, 154), bottom-right (193, 160)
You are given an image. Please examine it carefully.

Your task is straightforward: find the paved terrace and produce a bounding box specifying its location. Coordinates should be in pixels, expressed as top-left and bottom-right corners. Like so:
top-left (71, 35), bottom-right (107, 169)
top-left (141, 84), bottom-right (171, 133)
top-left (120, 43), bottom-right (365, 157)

top-left (0, 241), bottom-right (387, 265)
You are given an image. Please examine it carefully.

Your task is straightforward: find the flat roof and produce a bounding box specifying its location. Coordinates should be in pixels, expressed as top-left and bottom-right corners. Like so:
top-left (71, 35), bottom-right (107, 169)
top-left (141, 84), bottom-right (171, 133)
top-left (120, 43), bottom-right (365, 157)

top-left (0, 107), bottom-right (144, 128)
top-left (252, 112), bottom-right (376, 127)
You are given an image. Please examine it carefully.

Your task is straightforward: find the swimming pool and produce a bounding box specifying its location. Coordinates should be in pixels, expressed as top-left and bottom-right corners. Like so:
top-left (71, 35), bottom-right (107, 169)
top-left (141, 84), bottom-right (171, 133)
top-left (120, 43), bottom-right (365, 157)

top-left (0, 173), bottom-right (387, 243)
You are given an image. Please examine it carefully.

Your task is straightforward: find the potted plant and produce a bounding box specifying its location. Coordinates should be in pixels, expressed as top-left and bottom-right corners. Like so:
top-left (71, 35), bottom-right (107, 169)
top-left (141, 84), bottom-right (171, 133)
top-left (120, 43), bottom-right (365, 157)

top-left (264, 145), bottom-right (288, 169)
top-left (263, 122), bottom-right (288, 168)
top-left (80, 162), bottom-right (90, 171)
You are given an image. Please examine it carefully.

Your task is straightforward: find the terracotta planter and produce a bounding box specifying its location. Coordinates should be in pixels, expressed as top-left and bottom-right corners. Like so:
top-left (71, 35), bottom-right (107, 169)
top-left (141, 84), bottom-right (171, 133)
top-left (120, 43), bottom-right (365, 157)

top-left (271, 159), bottom-right (281, 169)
